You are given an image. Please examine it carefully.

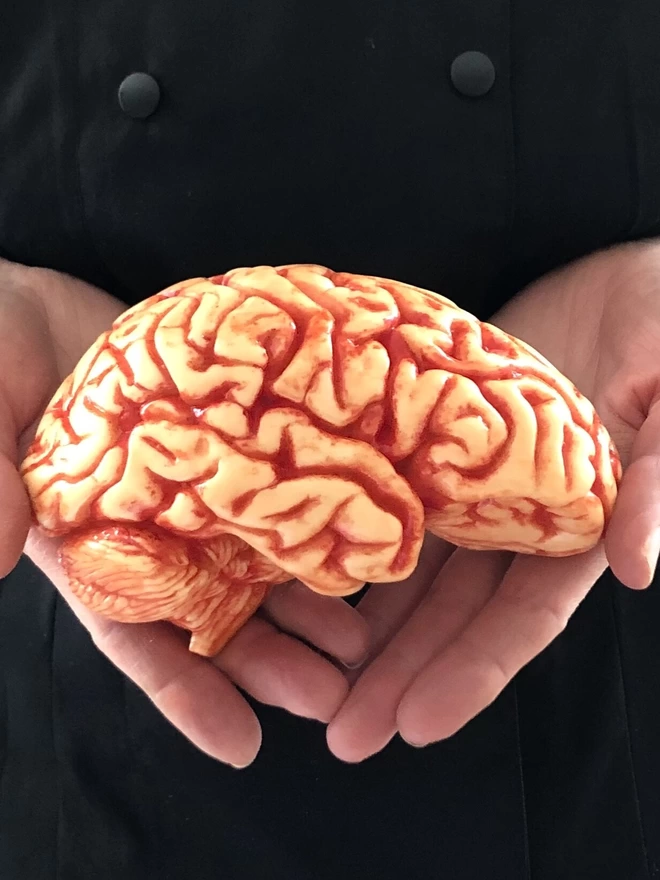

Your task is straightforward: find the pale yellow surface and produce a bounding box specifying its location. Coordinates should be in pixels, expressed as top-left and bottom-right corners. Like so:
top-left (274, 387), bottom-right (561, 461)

top-left (22, 264), bottom-right (620, 603)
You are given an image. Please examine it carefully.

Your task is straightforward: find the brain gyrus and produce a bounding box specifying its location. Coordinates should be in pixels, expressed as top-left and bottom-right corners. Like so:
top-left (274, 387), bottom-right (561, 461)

top-left (21, 264), bottom-right (621, 655)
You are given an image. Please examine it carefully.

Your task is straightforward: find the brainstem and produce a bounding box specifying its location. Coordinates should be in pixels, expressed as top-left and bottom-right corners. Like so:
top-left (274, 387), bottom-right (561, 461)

top-left (20, 264), bottom-right (621, 652)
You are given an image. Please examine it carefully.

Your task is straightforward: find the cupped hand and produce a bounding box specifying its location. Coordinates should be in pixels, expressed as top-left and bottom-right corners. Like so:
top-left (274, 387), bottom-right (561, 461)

top-left (0, 258), bottom-right (369, 768)
top-left (328, 240), bottom-right (660, 762)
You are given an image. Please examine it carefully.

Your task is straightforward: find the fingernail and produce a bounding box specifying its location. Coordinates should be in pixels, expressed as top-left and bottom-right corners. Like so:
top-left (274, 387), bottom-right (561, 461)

top-left (226, 756), bottom-right (255, 769)
top-left (401, 735), bottom-right (428, 749)
top-left (644, 528), bottom-right (660, 582)
top-left (342, 653), bottom-right (369, 670)
top-left (343, 659), bottom-right (364, 670)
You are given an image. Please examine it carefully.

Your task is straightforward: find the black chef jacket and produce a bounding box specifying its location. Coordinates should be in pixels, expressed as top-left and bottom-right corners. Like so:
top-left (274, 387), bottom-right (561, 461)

top-left (2, 3), bottom-right (660, 879)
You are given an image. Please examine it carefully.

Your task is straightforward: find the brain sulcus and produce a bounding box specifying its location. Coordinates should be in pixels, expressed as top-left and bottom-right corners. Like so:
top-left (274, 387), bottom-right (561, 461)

top-left (21, 264), bottom-right (621, 655)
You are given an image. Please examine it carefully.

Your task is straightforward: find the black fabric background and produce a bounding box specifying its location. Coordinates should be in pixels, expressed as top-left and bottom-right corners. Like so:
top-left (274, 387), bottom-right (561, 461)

top-left (1, 2), bottom-right (660, 877)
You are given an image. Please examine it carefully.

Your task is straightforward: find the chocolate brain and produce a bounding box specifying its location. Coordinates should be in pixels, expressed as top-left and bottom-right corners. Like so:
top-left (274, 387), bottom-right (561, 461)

top-left (21, 265), bottom-right (621, 655)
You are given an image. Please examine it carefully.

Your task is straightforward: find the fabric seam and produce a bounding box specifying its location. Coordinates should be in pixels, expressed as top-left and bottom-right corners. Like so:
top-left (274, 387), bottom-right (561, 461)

top-left (53, 0), bottom-right (124, 292)
top-left (611, 591), bottom-right (652, 880)
top-left (505, 0), bottom-right (519, 266)
top-left (513, 680), bottom-right (532, 880)
top-left (49, 594), bottom-right (63, 880)
top-left (621, 6), bottom-right (643, 239)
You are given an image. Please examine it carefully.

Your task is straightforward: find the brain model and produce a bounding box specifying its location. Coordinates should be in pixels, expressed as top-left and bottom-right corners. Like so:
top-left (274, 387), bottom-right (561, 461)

top-left (21, 265), bottom-right (621, 655)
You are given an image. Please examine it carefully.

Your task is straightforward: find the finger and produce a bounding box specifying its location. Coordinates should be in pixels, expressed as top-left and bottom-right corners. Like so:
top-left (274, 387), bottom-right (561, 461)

top-left (261, 579), bottom-right (370, 668)
top-left (91, 618), bottom-right (262, 768)
top-left (0, 390), bottom-right (31, 577)
top-left (0, 454), bottom-right (31, 577)
top-left (216, 615), bottom-right (350, 723)
top-left (27, 529), bottom-right (261, 767)
top-left (607, 400), bottom-right (660, 588)
top-left (29, 529), bottom-right (347, 739)
top-left (327, 549), bottom-right (509, 763)
top-left (354, 534), bottom-right (455, 668)
top-left (397, 546), bottom-right (607, 747)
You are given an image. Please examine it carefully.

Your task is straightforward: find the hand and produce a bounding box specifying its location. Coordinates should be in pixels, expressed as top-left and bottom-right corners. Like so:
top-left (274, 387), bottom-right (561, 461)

top-left (327, 241), bottom-right (660, 761)
top-left (0, 258), bottom-right (368, 767)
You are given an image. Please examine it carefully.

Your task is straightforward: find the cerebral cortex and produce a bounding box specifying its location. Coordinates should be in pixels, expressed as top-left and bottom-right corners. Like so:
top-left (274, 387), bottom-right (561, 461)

top-left (21, 265), bottom-right (621, 655)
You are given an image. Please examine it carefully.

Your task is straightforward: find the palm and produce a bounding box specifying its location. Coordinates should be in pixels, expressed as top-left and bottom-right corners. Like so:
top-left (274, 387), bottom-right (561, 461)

top-left (0, 260), bottom-right (120, 573)
top-left (495, 242), bottom-right (660, 587)
top-left (328, 243), bottom-right (659, 762)
top-left (0, 259), bottom-right (368, 767)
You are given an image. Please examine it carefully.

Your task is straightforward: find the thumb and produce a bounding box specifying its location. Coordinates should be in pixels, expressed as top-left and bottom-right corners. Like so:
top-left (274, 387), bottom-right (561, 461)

top-left (0, 391), bottom-right (41, 578)
top-left (0, 452), bottom-right (31, 578)
top-left (605, 397), bottom-right (660, 589)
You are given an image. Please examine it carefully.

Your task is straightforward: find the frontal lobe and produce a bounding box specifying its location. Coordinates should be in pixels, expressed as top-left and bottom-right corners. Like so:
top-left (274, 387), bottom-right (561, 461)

top-left (20, 264), bottom-right (620, 652)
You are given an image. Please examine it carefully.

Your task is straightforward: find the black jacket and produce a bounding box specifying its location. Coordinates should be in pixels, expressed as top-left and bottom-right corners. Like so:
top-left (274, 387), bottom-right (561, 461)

top-left (2, 3), bottom-right (660, 878)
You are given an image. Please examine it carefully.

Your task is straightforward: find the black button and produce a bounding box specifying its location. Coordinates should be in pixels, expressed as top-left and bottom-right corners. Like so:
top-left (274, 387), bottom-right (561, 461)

top-left (118, 72), bottom-right (161, 119)
top-left (450, 51), bottom-right (496, 98)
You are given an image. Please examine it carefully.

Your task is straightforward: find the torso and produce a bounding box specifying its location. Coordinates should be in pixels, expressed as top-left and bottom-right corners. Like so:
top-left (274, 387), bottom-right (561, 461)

top-left (2, 4), bottom-right (660, 878)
